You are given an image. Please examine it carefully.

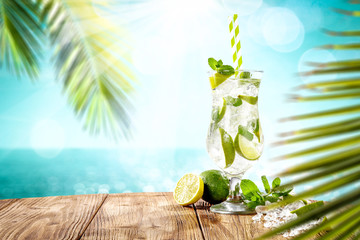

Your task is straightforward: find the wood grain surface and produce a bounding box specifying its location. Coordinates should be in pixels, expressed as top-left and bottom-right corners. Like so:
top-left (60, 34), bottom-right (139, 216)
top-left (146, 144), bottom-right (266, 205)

top-left (0, 194), bottom-right (107, 240)
top-left (0, 198), bottom-right (18, 211)
top-left (81, 192), bottom-right (203, 240)
top-left (194, 200), bottom-right (285, 240)
top-left (0, 193), bottom-right (303, 240)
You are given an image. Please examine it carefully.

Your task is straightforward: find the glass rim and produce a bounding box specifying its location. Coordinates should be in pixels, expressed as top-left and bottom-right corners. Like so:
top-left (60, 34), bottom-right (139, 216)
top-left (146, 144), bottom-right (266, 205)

top-left (207, 69), bottom-right (264, 74)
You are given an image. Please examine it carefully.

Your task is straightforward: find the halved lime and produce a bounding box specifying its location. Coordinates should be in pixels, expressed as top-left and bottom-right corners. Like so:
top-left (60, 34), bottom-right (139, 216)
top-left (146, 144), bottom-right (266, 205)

top-left (209, 73), bottom-right (233, 89)
top-left (234, 133), bottom-right (261, 160)
top-left (238, 95), bottom-right (258, 105)
top-left (173, 173), bottom-right (204, 206)
top-left (219, 128), bottom-right (235, 168)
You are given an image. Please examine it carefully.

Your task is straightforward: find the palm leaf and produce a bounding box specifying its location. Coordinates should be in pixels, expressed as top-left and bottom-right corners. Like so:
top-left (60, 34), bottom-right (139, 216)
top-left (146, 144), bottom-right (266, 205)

top-left (260, 3), bottom-right (360, 239)
top-left (0, 0), bottom-right (44, 79)
top-left (333, 8), bottom-right (360, 16)
top-left (296, 77), bottom-right (360, 90)
top-left (280, 104), bottom-right (360, 121)
top-left (279, 116), bottom-right (360, 137)
top-left (40, 0), bottom-right (137, 139)
top-left (319, 43), bottom-right (360, 50)
top-left (324, 29), bottom-right (360, 36)
top-left (289, 92), bottom-right (360, 101)
top-left (300, 65), bottom-right (360, 76)
top-left (257, 192), bottom-right (360, 239)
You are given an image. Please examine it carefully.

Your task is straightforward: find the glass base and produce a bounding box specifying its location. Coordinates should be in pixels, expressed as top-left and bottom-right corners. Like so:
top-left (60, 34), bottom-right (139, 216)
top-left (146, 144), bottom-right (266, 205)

top-left (210, 200), bottom-right (255, 215)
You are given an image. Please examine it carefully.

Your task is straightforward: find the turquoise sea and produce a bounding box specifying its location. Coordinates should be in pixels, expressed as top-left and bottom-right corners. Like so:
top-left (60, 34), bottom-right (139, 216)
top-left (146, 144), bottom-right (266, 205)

top-left (0, 149), bottom-right (214, 200)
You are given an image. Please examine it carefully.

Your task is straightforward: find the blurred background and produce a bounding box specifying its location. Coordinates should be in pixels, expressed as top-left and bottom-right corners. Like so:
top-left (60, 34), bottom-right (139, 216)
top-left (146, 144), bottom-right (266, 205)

top-left (0, 0), bottom-right (358, 200)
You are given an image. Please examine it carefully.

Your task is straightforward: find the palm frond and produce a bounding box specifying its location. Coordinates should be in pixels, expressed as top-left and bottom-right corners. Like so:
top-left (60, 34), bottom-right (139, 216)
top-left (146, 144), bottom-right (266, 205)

top-left (324, 29), bottom-right (360, 36)
top-left (274, 120), bottom-right (360, 145)
top-left (300, 65), bottom-right (360, 76)
top-left (280, 147), bottom-right (360, 174)
top-left (289, 92), bottom-right (360, 101)
top-left (280, 104), bottom-right (360, 121)
top-left (0, 0), bottom-right (44, 79)
top-left (40, 0), bottom-right (137, 139)
top-left (333, 8), bottom-right (360, 16)
top-left (257, 192), bottom-right (360, 239)
top-left (261, 3), bottom-right (360, 239)
top-left (348, 0), bottom-right (360, 4)
top-left (319, 43), bottom-right (360, 50)
top-left (279, 116), bottom-right (360, 137)
top-left (296, 77), bottom-right (360, 90)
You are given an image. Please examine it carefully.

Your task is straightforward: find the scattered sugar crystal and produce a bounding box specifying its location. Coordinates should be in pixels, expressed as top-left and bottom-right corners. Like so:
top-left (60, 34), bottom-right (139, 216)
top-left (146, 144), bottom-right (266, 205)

top-left (253, 200), bottom-right (323, 238)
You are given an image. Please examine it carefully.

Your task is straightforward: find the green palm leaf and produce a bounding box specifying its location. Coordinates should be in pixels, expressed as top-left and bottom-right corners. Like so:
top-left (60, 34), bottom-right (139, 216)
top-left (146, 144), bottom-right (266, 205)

top-left (258, 191), bottom-right (360, 239)
top-left (260, 3), bottom-right (360, 239)
top-left (0, 0), bottom-right (136, 139)
top-left (0, 0), bottom-right (43, 79)
top-left (296, 77), bottom-right (360, 90)
top-left (40, 0), bottom-right (137, 139)
top-left (324, 29), bottom-right (360, 36)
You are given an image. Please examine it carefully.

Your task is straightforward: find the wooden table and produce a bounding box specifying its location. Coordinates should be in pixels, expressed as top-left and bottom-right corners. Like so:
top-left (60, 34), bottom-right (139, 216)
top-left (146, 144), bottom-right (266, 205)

top-left (0, 192), bottom-right (286, 240)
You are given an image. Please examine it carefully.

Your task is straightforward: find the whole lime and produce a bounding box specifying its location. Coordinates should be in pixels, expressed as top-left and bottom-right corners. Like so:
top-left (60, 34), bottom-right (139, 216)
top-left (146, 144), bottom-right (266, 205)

top-left (200, 170), bottom-right (229, 204)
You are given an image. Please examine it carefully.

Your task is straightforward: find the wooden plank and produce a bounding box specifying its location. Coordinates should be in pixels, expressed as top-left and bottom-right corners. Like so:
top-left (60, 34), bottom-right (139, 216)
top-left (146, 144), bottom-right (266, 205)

top-left (0, 194), bottom-right (107, 240)
top-left (0, 198), bottom-right (18, 211)
top-left (194, 200), bottom-right (286, 240)
top-left (81, 192), bottom-right (204, 240)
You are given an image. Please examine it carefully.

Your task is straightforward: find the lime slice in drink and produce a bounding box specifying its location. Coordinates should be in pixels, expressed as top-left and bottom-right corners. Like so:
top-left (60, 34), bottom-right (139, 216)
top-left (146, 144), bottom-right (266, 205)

top-left (212, 98), bottom-right (227, 123)
top-left (173, 173), bottom-right (204, 206)
top-left (209, 73), bottom-right (233, 89)
top-left (238, 95), bottom-right (258, 105)
top-left (234, 133), bottom-right (261, 160)
top-left (254, 119), bottom-right (261, 142)
top-left (219, 128), bottom-right (235, 168)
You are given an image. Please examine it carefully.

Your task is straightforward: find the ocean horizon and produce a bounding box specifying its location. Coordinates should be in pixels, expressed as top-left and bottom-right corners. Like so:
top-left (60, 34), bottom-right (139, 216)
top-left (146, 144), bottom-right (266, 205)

top-left (0, 148), bottom-right (215, 200)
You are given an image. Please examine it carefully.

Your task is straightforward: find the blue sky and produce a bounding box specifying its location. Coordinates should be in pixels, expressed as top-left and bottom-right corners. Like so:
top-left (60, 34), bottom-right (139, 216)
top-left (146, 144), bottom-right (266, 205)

top-left (0, 0), bottom-right (358, 156)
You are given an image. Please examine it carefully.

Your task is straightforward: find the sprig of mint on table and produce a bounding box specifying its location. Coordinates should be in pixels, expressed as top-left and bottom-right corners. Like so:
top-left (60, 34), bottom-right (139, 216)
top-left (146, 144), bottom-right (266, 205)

top-left (240, 176), bottom-right (294, 210)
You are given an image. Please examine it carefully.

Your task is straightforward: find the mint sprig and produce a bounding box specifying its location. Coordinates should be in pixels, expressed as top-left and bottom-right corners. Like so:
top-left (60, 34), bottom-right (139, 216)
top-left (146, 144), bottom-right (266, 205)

top-left (208, 58), bottom-right (235, 75)
top-left (240, 175), bottom-right (294, 210)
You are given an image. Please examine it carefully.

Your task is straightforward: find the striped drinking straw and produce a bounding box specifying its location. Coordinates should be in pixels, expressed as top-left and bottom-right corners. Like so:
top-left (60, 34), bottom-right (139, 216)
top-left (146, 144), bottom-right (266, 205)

top-left (228, 14), bottom-right (242, 76)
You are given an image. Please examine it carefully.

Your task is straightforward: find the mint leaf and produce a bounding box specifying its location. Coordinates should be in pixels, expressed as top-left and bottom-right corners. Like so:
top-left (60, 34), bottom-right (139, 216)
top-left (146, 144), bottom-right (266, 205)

top-left (272, 177), bottom-right (281, 189)
top-left (240, 179), bottom-right (261, 200)
top-left (264, 195), bottom-right (279, 203)
top-left (217, 60), bottom-right (223, 67)
top-left (208, 58), bottom-right (218, 70)
top-left (246, 201), bottom-right (260, 210)
top-left (261, 175), bottom-right (271, 193)
top-left (240, 71), bottom-right (251, 79)
top-left (273, 184), bottom-right (294, 196)
top-left (238, 125), bottom-right (254, 141)
top-left (217, 65), bottom-right (235, 75)
top-left (224, 96), bottom-right (242, 107)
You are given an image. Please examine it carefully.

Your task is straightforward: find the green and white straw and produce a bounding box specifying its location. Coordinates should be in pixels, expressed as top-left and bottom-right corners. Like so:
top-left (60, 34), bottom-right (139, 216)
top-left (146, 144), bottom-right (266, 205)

top-left (228, 14), bottom-right (242, 76)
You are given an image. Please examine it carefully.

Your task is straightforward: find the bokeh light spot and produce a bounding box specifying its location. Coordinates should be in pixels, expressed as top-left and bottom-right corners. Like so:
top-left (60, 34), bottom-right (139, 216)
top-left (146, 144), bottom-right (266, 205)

top-left (223, 0), bottom-right (262, 16)
top-left (261, 7), bottom-right (304, 52)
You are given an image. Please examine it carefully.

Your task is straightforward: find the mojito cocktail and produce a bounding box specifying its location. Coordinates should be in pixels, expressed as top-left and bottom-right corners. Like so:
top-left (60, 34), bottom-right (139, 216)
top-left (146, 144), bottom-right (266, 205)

top-left (206, 69), bottom-right (264, 214)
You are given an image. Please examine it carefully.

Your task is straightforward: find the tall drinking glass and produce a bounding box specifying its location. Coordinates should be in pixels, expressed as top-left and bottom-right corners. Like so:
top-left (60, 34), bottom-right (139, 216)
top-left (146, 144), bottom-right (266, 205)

top-left (206, 70), bottom-right (264, 214)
